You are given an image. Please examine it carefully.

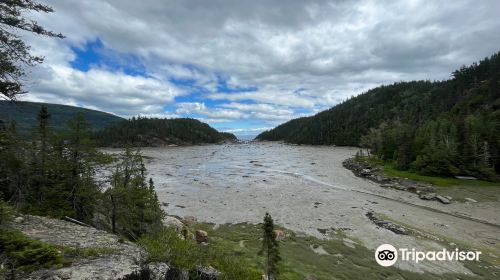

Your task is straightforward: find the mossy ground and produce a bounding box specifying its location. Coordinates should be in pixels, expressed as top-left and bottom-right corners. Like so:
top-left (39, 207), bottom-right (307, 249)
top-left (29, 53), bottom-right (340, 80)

top-left (139, 222), bottom-right (498, 280)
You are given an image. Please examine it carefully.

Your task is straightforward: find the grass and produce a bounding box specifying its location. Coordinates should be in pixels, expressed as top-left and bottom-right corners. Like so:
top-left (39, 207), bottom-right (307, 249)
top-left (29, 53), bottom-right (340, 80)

top-left (360, 156), bottom-right (499, 187)
top-left (138, 227), bottom-right (262, 279)
top-left (139, 222), bottom-right (498, 280)
top-left (383, 163), bottom-right (499, 187)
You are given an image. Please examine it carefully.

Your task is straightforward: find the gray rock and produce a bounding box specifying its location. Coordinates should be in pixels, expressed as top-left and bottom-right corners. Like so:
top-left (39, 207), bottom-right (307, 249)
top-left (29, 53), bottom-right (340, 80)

top-left (419, 193), bottom-right (436, 200)
top-left (465, 197), bottom-right (478, 203)
top-left (15, 215), bottom-right (145, 280)
top-left (196, 265), bottom-right (220, 280)
top-left (148, 262), bottom-right (170, 280)
top-left (14, 216), bottom-right (25, 223)
top-left (360, 169), bottom-right (372, 176)
top-left (393, 185), bottom-right (408, 191)
top-left (436, 195), bottom-right (451, 204)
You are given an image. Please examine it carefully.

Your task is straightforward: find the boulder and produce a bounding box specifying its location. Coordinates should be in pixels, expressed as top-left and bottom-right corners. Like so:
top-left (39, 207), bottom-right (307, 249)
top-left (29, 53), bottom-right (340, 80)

top-left (14, 216), bottom-right (25, 223)
top-left (436, 195), bottom-right (451, 204)
top-left (196, 265), bottom-right (220, 280)
top-left (163, 216), bottom-right (184, 232)
top-left (195, 229), bottom-right (209, 244)
top-left (465, 197), bottom-right (478, 203)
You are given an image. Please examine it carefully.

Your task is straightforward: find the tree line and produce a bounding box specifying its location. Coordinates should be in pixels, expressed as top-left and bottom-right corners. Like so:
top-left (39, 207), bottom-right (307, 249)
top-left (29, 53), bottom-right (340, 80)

top-left (0, 107), bottom-right (164, 240)
top-left (257, 52), bottom-right (500, 180)
top-left (94, 117), bottom-right (237, 147)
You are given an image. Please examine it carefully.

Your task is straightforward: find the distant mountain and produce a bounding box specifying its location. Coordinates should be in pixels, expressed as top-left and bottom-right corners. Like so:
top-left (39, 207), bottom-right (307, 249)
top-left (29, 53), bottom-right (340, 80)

top-left (0, 101), bottom-right (124, 135)
top-left (257, 52), bottom-right (500, 178)
top-left (94, 117), bottom-right (237, 147)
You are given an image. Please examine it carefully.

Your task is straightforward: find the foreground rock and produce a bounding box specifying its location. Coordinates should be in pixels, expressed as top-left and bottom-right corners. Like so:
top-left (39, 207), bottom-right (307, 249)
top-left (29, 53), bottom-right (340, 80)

top-left (12, 215), bottom-right (144, 280)
top-left (11, 215), bottom-right (219, 280)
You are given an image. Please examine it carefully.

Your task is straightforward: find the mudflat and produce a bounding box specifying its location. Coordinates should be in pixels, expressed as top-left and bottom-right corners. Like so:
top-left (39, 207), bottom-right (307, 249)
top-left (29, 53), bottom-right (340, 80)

top-left (106, 142), bottom-right (500, 275)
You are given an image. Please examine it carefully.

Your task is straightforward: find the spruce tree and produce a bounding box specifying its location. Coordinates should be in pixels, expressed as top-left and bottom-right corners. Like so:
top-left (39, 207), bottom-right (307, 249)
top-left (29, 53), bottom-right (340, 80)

top-left (261, 212), bottom-right (280, 280)
top-left (105, 148), bottom-right (164, 239)
top-left (0, 0), bottom-right (64, 99)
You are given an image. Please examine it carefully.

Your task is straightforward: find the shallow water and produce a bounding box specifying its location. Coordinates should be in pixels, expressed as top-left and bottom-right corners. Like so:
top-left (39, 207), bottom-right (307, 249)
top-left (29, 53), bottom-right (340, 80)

top-left (106, 142), bottom-right (500, 274)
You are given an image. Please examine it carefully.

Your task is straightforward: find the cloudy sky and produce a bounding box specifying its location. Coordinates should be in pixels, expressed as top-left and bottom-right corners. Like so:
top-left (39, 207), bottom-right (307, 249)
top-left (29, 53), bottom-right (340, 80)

top-left (20, 0), bottom-right (500, 137)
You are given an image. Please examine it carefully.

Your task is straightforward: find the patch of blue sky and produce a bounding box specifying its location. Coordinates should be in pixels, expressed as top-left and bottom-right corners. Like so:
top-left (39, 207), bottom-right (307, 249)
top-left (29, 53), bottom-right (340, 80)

top-left (215, 73), bottom-right (257, 93)
top-left (70, 38), bottom-right (146, 76)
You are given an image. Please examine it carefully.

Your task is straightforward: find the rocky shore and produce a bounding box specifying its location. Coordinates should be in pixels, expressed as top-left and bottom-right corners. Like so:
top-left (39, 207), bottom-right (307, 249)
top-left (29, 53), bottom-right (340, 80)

top-left (342, 158), bottom-right (453, 204)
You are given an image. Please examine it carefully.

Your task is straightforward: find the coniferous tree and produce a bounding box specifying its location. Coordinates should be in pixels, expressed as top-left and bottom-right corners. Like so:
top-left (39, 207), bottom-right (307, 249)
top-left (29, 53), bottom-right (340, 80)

top-left (105, 148), bottom-right (164, 240)
top-left (64, 113), bottom-right (102, 221)
top-left (260, 212), bottom-right (280, 280)
top-left (0, 0), bottom-right (64, 99)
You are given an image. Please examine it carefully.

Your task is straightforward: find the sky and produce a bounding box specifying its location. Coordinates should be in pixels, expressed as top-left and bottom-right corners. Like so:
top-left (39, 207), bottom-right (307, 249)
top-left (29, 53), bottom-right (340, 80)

top-left (20, 0), bottom-right (500, 138)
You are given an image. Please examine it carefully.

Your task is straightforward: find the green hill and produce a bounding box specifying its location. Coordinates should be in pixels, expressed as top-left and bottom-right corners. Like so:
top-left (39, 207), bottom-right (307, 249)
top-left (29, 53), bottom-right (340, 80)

top-left (257, 52), bottom-right (500, 179)
top-left (94, 117), bottom-right (237, 147)
top-left (0, 101), bottom-right (124, 135)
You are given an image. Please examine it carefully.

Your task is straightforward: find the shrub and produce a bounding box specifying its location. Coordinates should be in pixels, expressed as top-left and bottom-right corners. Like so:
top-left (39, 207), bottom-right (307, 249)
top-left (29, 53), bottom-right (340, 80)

top-left (138, 228), bottom-right (261, 280)
top-left (0, 229), bottom-right (65, 272)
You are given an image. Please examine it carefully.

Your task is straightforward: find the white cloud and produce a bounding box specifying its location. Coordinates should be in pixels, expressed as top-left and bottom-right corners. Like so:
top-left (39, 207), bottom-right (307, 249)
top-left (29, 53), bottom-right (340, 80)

top-left (23, 65), bottom-right (182, 117)
top-left (18, 0), bottom-right (500, 127)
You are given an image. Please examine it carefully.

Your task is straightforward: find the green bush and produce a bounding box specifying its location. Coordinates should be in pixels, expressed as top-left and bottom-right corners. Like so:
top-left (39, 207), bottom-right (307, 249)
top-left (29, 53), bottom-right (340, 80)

top-left (0, 229), bottom-right (65, 272)
top-left (0, 198), bottom-right (14, 226)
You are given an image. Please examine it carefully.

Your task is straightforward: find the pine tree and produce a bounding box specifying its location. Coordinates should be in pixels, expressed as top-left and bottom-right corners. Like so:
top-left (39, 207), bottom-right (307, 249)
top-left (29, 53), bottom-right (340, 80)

top-left (0, 0), bottom-right (64, 99)
top-left (260, 212), bottom-right (280, 280)
top-left (65, 113), bottom-right (101, 222)
top-left (105, 148), bottom-right (164, 240)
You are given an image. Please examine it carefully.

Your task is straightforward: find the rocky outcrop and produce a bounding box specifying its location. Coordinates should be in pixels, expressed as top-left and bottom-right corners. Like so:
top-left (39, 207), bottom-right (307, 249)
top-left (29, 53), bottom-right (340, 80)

top-left (13, 215), bottom-right (145, 280)
top-left (11, 215), bottom-right (219, 280)
top-left (342, 158), bottom-right (453, 203)
top-left (366, 212), bottom-right (407, 235)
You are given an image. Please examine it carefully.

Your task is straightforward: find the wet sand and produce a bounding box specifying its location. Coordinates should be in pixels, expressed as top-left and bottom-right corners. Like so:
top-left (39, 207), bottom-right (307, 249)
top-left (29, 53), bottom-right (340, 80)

top-left (109, 142), bottom-right (500, 274)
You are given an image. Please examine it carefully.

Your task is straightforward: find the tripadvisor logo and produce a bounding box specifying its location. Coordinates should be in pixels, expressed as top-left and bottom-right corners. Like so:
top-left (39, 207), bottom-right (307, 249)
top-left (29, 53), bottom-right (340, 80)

top-left (375, 244), bottom-right (482, 267)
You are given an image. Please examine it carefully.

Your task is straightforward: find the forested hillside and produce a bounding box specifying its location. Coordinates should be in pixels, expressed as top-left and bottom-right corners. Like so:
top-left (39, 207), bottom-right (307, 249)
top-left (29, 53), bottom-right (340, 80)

top-left (0, 101), bottom-right (124, 135)
top-left (95, 117), bottom-right (237, 147)
top-left (257, 52), bottom-right (500, 179)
